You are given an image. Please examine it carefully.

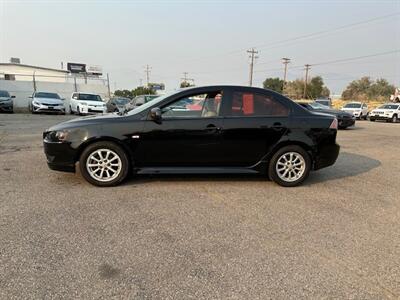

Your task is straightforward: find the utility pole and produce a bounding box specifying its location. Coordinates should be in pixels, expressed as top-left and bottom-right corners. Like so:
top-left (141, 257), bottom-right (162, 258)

top-left (282, 58), bottom-right (291, 94)
top-left (144, 65), bottom-right (151, 87)
top-left (247, 48), bottom-right (258, 87)
top-left (107, 73), bottom-right (111, 99)
top-left (181, 72), bottom-right (194, 86)
top-left (303, 64), bottom-right (311, 99)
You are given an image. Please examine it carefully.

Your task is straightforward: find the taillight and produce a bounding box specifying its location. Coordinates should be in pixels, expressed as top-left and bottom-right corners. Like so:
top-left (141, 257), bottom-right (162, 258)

top-left (329, 118), bottom-right (338, 130)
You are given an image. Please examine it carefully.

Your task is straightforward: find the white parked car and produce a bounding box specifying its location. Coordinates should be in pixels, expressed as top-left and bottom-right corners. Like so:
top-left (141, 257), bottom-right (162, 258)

top-left (29, 92), bottom-right (65, 114)
top-left (341, 102), bottom-right (369, 120)
top-left (69, 92), bottom-right (107, 115)
top-left (369, 103), bottom-right (400, 123)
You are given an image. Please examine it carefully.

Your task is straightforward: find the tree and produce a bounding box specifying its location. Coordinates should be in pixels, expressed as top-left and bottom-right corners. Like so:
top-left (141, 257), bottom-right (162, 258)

top-left (285, 79), bottom-right (304, 99)
top-left (342, 77), bottom-right (372, 101)
top-left (342, 77), bottom-right (395, 101)
top-left (263, 77), bottom-right (284, 93)
top-left (132, 86), bottom-right (156, 97)
top-left (114, 89), bottom-right (133, 98)
top-left (180, 81), bottom-right (194, 88)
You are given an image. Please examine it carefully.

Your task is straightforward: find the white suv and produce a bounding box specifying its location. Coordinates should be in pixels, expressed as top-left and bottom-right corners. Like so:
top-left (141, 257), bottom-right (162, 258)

top-left (69, 93), bottom-right (107, 115)
top-left (369, 103), bottom-right (400, 123)
top-left (341, 102), bottom-right (369, 120)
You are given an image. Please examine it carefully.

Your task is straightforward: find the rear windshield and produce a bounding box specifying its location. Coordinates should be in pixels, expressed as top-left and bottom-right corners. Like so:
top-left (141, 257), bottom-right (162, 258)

top-left (0, 90), bottom-right (10, 97)
top-left (78, 94), bottom-right (102, 101)
top-left (35, 92), bottom-right (60, 99)
top-left (344, 103), bottom-right (361, 108)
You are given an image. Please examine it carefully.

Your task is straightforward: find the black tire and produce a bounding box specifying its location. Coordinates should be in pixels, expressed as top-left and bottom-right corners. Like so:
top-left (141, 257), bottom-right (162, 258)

top-left (69, 105), bottom-right (74, 115)
top-left (268, 145), bottom-right (311, 187)
top-left (392, 114), bottom-right (398, 123)
top-left (79, 141), bottom-right (130, 187)
top-left (76, 106), bottom-right (80, 115)
top-left (359, 113), bottom-right (363, 120)
top-left (338, 126), bottom-right (347, 130)
top-left (370, 118), bottom-right (375, 122)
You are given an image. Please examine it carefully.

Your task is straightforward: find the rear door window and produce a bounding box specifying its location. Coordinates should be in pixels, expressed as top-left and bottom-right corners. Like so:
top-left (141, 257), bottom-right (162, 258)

top-left (229, 92), bottom-right (289, 117)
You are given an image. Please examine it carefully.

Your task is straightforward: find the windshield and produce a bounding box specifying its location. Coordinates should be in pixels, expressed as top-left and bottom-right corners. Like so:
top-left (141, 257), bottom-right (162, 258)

top-left (315, 100), bottom-right (330, 106)
top-left (78, 93), bottom-right (102, 101)
top-left (0, 90), bottom-right (10, 97)
top-left (344, 103), bottom-right (361, 108)
top-left (35, 92), bottom-right (61, 99)
top-left (379, 104), bottom-right (399, 109)
top-left (127, 91), bottom-right (177, 115)
top-left (309, 102), bottom-right (330, 109)
top-left (113, 98), bottom-right (130, 105)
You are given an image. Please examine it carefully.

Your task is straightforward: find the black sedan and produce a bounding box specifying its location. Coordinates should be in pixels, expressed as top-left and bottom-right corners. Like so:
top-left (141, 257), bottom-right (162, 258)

top-left (298, 102), bottom-right (355, 129)
top-left (43, 86), bottom-right (340, 187)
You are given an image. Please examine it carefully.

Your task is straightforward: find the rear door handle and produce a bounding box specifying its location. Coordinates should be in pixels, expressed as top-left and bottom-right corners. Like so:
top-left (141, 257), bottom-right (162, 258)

top-left (206, 124), bottom-right (222, 132)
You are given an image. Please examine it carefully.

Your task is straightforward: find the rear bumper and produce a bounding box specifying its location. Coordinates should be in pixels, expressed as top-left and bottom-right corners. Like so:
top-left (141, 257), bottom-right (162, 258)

top-left (43, 141), bottom-right (76, 173)
top-left (314, 143), bottom-right (340, 170)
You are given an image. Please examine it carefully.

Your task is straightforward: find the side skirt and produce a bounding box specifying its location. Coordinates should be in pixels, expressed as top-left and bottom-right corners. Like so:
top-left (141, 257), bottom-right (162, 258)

top-left (134, 167), bottom-right (261, 175)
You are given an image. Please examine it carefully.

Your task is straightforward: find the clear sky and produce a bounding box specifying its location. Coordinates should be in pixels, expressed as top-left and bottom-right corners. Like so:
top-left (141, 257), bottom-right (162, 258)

top-left (0, 0), bottom-right (399, 94)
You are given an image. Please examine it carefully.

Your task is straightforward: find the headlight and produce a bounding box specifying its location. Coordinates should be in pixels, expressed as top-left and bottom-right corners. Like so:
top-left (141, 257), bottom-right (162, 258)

top-left (33, 101), bottom-right (41, 106)
top-left (44, 130), bottom-right (70, 142)
top-left (80, 102), bottom-right (87, 106)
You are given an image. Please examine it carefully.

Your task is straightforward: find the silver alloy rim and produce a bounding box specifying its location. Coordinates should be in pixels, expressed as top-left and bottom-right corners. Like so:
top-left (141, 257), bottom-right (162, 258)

top-left (276, 152), bottom-right (306, 182)
top-left (86, 149), bottom-right (122, 182)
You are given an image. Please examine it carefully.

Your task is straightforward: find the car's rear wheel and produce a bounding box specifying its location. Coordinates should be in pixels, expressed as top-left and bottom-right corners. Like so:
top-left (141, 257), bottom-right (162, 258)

top-left (79, 141), bottom-right (129, 187)
top-left (268, 145), bottom-right (311, 187)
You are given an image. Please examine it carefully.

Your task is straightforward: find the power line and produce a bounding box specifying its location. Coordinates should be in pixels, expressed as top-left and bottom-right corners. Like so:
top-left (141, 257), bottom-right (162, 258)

top-left (165, 12), bottom-right (400, 64)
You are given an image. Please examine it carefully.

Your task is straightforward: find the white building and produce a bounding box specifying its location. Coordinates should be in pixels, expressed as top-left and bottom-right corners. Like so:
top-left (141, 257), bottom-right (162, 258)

top-left (0, 63), bottom-right (69, 82)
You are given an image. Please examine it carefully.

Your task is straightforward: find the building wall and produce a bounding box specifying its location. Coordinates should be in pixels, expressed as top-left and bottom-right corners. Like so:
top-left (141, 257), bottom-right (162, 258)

top-left (0, 65), bottom-right (68, 82)
top-left (0, 80), bottom-right (110, 112)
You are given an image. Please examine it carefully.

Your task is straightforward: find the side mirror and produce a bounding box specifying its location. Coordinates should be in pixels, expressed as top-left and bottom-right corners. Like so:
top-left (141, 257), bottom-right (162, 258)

top-left (11, 95), bottom-right (16, 98)
top-left (149, 107), bottom-right (162, 123)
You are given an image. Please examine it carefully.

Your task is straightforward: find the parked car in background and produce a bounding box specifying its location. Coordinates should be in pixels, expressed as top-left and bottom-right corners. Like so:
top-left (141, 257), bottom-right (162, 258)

top-left (43, 85), bottom-right (340, 187)
top-left (341, 102), bottom-right (369, 120)
top-left (0, 90), bottom-right (15, 113)
top-left (298, 102), bottom-right (355, 129)
top-left (126, 94), bottom-right (159, 111)
top-left (29, 92), bottom-right (65, 114)
top-left (69, 93), bottom-right (107, 115)
top-left (106, 97), bottom-right (131, 113)
top-left (314, 98), bottom-right (332, 108)
top-left (369, 103), bottom-right (400, 123)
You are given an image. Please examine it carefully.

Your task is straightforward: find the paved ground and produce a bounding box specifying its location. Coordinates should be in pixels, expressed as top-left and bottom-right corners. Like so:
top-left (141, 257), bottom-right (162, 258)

top-left (0, 114), bottom-right (399, 299)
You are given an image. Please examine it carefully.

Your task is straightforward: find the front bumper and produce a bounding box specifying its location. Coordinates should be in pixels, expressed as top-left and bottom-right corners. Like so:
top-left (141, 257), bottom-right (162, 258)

top-left (369, 114), bottom-right (392, 120)
top-left (314, 143), bottom-right (340, 170)
top-left (33, 104), bottom-right (65, 114)
top-left (0, 102), bottom-right (13, 112)
top-left (43, 140), bottom-right (76, 172)
top-left (338, 117), bottom-right (355, 128)
top-left (78, 105), bottom-right (106, 114)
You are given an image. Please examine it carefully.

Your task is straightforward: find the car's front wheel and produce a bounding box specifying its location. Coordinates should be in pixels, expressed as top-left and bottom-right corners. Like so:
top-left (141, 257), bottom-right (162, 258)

top-left (392, 114), bottom-right (398, 123)
top-left (268, 145), bottom-right (311, 187)
top-left (79, 141), bottom-right (129, 186)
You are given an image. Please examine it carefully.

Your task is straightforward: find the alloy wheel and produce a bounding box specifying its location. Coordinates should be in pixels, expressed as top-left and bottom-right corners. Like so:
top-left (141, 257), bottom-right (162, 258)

top-left (275, 152), bottom-right (306, 183)
top-left (86, 149), bottom-right (122, 182)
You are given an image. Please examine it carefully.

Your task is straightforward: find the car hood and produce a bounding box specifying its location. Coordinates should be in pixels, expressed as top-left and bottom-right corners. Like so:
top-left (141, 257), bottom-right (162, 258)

top-left (33, 97), bottom-right (64, 104)
top-left (47, 112), bottom-right (141, 131)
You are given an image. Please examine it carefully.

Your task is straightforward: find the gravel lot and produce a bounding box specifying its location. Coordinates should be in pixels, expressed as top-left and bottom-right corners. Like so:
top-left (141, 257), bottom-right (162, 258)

top-left (1, 114), bottom-right (399, 299)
